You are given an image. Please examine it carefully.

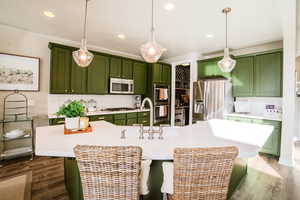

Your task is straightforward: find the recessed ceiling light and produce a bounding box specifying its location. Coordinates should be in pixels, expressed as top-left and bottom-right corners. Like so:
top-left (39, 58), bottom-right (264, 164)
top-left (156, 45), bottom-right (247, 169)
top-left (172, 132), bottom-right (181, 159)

top-left (44, 11), bottom-right (55, 18)
top-left (164, 3), bottom-right (175, 11)
top-left (206, 34), bottom-right (214, 38)
top-left (117, 34), bottom-right (126, 39)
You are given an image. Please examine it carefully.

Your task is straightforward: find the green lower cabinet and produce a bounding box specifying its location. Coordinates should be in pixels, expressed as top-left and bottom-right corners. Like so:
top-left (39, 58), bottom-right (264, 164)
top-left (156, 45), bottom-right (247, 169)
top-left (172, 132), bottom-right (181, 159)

top-left (64, 158), bottom-right (247, 200)
top-left (89, 115), bottom-right (114, 123)
top-left (114, 119), bottom-right (126, 126)
top-left (260, 126), bottom-right (281, 156)
top-left (138, 117), bottom-right (150, 126)
top-left (126, 118), bottom-right (137, 126)
top-left (227, 116), bottom-right (281, 156)
top-left (49, 118), bottom-right (65, 125)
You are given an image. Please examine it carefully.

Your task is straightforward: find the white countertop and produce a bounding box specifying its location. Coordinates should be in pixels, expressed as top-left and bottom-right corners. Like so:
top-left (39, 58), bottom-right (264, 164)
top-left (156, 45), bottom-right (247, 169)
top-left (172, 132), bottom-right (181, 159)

top-left (225, 113), bottom-right (282, 121)
top-left (35, 119), bottom-right (273, 160)
top-left (48, 108), bottom-right (150, 119)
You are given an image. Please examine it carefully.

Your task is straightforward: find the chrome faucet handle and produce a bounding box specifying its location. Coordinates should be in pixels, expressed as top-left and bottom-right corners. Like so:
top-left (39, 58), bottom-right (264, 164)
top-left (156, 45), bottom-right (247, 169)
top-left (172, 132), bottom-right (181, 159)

top-left (121, 129), bottom-right (126, 139)
top-left (133, 124), bottom-right (144, 140)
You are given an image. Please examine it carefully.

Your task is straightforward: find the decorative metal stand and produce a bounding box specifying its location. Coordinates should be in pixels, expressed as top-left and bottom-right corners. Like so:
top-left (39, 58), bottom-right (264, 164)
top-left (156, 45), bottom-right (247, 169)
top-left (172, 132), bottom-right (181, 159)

top-left (1, 90), bottom-right (34, 165)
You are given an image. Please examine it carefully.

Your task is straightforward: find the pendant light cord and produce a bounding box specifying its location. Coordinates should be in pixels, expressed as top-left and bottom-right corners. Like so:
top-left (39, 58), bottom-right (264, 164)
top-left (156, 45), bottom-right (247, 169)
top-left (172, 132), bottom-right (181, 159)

top-left (225, 11), bottom-right (228, 48)
top-left (83, 0), bottom-right (88, 40)
top-left (151, 0), bottom-right (155, 41)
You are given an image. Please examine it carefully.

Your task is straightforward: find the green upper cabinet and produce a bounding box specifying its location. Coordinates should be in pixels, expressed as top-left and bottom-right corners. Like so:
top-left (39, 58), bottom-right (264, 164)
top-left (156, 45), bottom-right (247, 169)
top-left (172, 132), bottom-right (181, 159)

top-left (152, 63), bottom-right (171, 84)
top-left (50, 47), bottom-right (72, 93)
top-left (87, 54), bottom-right (110, 94)
top-left (232, 57), bottom-right (254, 97)
top-left (153, 63), bottom-right (163, 83)
top-left (122, 59), bottom-right (133, 79)
top-left (198, 58), bottom-right (231, 79)
top-left (110, 57), bottom-right (122, 78)
top-left (162, 64), bottom-right (171, 84)
top-left (254, 52), bottom-right (282, 97)
top-left (133, 62), bottom-right (147, 94)
top-left (70, 59), bottom-right (87, 94)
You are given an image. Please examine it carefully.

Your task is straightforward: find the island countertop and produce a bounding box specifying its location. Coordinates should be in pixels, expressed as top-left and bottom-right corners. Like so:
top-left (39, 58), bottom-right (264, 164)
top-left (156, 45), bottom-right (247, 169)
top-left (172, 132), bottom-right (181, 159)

top-left (35, 119), bottom-right (273, 160)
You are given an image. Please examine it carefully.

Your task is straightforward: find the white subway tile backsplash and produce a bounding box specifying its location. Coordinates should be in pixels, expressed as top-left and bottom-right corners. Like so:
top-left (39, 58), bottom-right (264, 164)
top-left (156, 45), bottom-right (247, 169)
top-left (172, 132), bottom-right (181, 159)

top-left (48, 94), bottom-right (139, 114)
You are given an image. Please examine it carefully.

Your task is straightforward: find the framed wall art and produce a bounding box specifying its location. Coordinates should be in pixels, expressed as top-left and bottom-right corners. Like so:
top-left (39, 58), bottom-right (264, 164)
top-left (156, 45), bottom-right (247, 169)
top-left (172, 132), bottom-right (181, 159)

top-left (0, 53), bottom-right (40, 91)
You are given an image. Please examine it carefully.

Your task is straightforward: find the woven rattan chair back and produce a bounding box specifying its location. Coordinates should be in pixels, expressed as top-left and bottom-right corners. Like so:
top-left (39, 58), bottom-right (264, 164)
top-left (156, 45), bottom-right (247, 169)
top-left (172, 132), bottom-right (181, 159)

top-left (74, 145), bottom-right (142, 200)
top-left (170, 146), bottom-right (238, 200)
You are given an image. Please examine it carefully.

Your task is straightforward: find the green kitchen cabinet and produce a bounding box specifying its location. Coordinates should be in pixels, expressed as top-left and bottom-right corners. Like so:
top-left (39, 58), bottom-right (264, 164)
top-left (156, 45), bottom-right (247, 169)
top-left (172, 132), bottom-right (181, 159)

top-left (87, 54), bottom-right (110, 94)
top-left (254, 52), bottom-right (282, 97)
top-left (162, 64), bottom-right (171, 84)
top-left (127, 118), bottom-right (137, 126)
top-left (89, 114), bottom-right (114, 123)
top-left (49, 118), bottom-right (65, 125)
top-left (110, 57), bottom-right (122, 78)
top-left (232, 57), bottom-right (254, 97)
top-left (70, 59), bottom-right (87, 94)
top-left (227, 116), bottom-right (281, 156)
top-left (153, 63), bottom-right (163, 83)
top-left (122, 59), bottom-right (133, 79)
top-left (114, 119), bottom-right (126, 126)
top-left (133, 62), bottom-right (147, 94)
top-left (50, 47), bottom-right (72, 94)
top-left (152, 63), bottom-right (171, 84)
top-left (198, 58), bottom-right (231, 79)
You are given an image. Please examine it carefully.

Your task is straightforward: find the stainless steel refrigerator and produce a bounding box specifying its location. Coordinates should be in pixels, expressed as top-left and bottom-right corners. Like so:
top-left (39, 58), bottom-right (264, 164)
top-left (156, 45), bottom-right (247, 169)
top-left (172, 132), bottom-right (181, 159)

top-left (193, 78), bottom-right (233, 121)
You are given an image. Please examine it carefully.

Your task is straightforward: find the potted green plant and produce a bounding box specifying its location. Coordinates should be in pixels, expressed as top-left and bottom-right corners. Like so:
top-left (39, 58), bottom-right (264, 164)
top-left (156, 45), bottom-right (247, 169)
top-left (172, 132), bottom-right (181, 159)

top-left (56, 101), bottom-right (85, 130)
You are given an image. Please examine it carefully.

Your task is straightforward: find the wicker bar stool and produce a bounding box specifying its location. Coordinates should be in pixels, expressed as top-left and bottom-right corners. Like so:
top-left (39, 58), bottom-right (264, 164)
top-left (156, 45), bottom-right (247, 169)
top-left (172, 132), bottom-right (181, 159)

top-left (168, 146), bottom-right (238, 200)
top-left (74, 145), bottom-right (142, 200)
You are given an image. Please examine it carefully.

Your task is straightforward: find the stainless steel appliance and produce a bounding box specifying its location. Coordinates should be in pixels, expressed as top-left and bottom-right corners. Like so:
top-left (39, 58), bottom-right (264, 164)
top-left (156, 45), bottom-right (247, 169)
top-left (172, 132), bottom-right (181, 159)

top-left (153, 84), bottom-right (170, 124)
top-left (110, 78), bottom-right (134, 94)
top-left (193, 78), bottom-right (233, 121)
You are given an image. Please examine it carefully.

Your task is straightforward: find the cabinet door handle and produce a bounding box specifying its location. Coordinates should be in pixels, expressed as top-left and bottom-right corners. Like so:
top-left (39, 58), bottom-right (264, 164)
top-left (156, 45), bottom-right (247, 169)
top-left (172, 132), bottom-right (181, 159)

top-left (57, 120), bottom-right (65, 124)
top-left (98, 117), bottom-right (105, 120)
top-left (143, 120), bottom-right (147, 123)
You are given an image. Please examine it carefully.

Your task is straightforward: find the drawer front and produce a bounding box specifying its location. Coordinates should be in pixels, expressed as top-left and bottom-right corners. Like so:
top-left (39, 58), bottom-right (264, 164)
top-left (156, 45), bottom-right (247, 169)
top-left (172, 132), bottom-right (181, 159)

top-left (90, 115), bottom-right (114, 122)
top-left (227, 116), bottom-right (251, 123)
top-left (114, 119), bottom-right (126, 126)
top-left (138, 112), bottom-right (149, 118)
top-left (127, 112), bottom-right (137, 119)
top-left (49, 118), bottom-right (65, 125)
top-left (114, 113), bottom-right (127, 120)
top-left (138, 117), bottom-right (150, 126)
top-left (127, 118), bottom-right (137, 126)
top-left (251, 119), bottom-right (281, 127)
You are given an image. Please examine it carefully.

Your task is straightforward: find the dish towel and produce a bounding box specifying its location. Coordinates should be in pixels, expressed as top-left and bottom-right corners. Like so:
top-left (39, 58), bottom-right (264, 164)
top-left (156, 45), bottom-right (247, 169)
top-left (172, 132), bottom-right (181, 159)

top-left (159, 106), bottom-right (165, 117)
top-left (161, 162), bottom-right (174, 194)
top-left (140, 160), bottom-right (152, 195)
top-left (163, 89), bottom-right (168, 100)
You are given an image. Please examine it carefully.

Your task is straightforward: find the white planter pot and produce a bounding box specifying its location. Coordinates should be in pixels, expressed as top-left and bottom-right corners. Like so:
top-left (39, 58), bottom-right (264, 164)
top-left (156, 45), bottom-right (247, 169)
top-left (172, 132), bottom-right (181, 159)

top-left (65, 117), bottom-right (80, 130)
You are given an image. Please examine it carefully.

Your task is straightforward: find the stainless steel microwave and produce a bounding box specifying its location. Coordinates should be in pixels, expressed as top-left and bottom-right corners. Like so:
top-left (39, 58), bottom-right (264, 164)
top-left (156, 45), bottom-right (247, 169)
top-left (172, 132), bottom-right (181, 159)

top-left (110, 78), bottom-right (134, 94)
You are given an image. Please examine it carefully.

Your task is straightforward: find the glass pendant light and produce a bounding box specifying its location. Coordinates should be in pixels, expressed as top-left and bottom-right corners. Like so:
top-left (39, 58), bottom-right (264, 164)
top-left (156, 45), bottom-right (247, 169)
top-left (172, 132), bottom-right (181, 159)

top-left (218, 7), bottom-right (236, 73)
top-left (140, 0), bottom-right (166, 63)
top-left (73, 0), bottom-right (94, 67)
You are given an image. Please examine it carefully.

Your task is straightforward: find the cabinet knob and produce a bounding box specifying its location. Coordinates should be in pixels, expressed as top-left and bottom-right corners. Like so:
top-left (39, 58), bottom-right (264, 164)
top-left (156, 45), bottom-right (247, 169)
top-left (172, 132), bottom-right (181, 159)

top-left (71, 89), bottom-right (74, 93)
top-left (65, 89), bottom-right (68, 92)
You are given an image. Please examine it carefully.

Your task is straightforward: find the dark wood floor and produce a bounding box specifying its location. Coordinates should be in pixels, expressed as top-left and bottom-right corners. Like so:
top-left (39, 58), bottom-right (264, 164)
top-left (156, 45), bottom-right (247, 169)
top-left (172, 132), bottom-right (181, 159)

top-left (0, 156), bottom-right (68, 200)
top-left (0, 142), bottom-right (300, 200)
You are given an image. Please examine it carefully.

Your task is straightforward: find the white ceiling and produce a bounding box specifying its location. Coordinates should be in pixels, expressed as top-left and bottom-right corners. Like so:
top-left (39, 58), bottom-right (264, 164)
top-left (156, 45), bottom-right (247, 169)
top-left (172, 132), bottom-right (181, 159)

top-left (0, 0), bottom-right (282, 60)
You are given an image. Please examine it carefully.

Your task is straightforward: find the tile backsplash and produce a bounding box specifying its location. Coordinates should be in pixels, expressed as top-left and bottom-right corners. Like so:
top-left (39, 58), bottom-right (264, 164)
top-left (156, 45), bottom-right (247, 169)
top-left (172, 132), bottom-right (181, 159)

top-left (48, 94), bottom-right (140, 115)
top-left (235, 97), bottom-right (282, 115)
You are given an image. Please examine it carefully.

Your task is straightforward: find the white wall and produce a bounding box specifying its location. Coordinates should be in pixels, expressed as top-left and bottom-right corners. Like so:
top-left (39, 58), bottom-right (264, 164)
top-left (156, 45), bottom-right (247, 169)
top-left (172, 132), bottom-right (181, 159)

top-left (0, 24), bottom-right (143, 119)
top-left (297, 0), bottom-right (300, 56)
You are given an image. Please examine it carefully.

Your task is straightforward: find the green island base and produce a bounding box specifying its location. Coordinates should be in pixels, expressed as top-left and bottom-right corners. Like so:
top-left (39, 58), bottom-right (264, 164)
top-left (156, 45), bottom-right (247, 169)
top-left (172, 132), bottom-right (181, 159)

top-left (64, 158), bottom-right (248, 200)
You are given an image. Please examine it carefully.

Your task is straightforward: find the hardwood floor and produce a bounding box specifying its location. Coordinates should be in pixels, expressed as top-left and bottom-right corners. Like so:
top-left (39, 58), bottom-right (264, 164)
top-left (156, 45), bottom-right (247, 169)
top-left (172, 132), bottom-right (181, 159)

top-left (0, 156), bottom-right (68, 200)
top-left (0, 142), bottom-right (300, 200)
top-left (231, 141), bottom-right (300, 200)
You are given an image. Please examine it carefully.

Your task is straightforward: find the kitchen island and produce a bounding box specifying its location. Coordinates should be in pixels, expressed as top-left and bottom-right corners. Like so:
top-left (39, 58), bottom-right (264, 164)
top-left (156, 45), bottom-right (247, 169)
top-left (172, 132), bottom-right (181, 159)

top-left (36, 119), bottom-right (273, 200)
